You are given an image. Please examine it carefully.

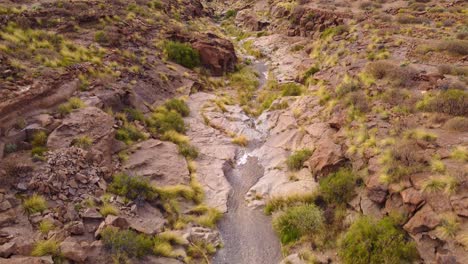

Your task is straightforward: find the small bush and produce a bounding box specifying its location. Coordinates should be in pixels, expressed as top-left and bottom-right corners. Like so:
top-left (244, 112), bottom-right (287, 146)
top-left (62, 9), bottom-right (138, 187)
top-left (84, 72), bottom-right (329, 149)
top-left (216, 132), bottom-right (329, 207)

top-left (101, 227), bottom-right (153, 259)
top-left (108, 173), bottom-right (156, 201)
top-left (187, 205), bottom-right (222, 228)
top-left (339, 216), bottom-right (419, 264)
top-left (148, 108), bottom-right (186, 134)
top-left (396, 14), bottom-right (426, 24)
top-left (115, 124), bottom-right (147, 144)
top-left (436, 40), bottom-right (468, 56)
top-left (38, 219), bottom-right (55, 234)
top-left (321, 25), bottom-right (349, 39)
top-left (161, 130), bottom-right (189, 145)
top-left (31, 239), bottom-right (60, 257)
top-left (57, 97), bottom-right (85, 115)
top-left (164, 98), bottom-right (190, 117)
top-left (100, 203), bottom-right (119, 217)
top-left (164, 41), bottom-right (200, 69)
top-left (4, 143), bottom-right (17, 154)
top-left (232, 135), bottom-right (248, 147)
top-left (273, 204), bottom-right (324, 244)
top-left (124, 108), bottom-right (146, 122)
top-left (72, 135), bottom-right (93, 149)
top-left (95, 31), bottom-right (109, 45)
top-left (366, 61), bottom-right (416, 87)
top-left (451, 146), bottom-right (468, 162)
top-left (31, 131), bottom-right (47, 147)
top-left (281, 83), bottom-right (303, 96)
top-left (286, 149), bottom-right (313, 171)
top-left (319, 168), bottom-right (356, 205)
top-left (418, 89), bottom-right (467, 116)
top-left (23, 194), bottom-right (47, 214)
top-left (403, 129), bottom-right (437, 142)
top-left (264, 193), bottom-right (316, 215)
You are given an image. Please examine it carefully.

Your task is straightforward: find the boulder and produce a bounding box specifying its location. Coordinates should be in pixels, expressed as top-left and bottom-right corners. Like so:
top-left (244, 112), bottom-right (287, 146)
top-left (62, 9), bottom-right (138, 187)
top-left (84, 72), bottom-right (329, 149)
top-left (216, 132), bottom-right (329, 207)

top-left (365, 174), bottom-right (388, 204)
top-left (404, 205), bottom-right (440, 234)
top-left (191, 33), bottom-right (237, 76)
top-left (60, 240), bottom-right (87, 263)
top-left (123, 139), bottom-right (190, 186)
top-left (401, 188), bottom-right (425, 206)
top-left (305, 137), bottom-right (346, 178)
top-left (0, 241), bottom-right (15, 258)
top-left (126, 203), bottom-right (166, 235)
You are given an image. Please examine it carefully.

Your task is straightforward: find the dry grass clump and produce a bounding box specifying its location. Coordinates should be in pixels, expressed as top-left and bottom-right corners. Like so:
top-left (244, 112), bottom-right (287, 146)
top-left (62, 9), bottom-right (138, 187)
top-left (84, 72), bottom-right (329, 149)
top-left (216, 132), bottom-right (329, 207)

top-left (436, 40), bottom-right (468, 56)
top-left (366, 61), bottom-right (417, 88)
top-left (444, 117), bottom-right (468, 132)
top-left (418, 89), bottom-right (467, 116)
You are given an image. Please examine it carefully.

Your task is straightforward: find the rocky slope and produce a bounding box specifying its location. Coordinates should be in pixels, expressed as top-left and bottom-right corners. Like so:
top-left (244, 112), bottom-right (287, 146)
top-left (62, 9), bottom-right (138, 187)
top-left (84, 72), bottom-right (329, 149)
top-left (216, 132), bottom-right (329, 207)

top-left (0, 0), bottom-right (467, 264)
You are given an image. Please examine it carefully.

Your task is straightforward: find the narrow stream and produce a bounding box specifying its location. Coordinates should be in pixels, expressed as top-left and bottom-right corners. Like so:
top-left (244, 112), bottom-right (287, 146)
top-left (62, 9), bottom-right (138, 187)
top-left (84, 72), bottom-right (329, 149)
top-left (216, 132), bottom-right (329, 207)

top-left (212, 60), bottom-right (282, 264)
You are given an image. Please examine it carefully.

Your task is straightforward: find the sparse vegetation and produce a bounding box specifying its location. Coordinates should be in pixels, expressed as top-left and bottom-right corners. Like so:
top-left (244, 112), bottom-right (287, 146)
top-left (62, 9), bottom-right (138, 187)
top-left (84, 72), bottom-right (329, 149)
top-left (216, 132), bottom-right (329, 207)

top-left (418, 89), bottom-right (468, 116)
top-left (72, 135), bottom-right (93, 149)
top-left (164, 41), bottom-right (200, 69)
top-left (273, 204), bottom-right (324, 244)
top-left (115, 124), bottom-right (147, 144)
top-left (286, 149), bottom-right (313, 171)
top-left (31, 239), bottom-right (60, 257)
top-left (232, 134), bottom-right (248, 147)
top-left (23, 194), bottom-right (47, 215)
top-left (264, 193), bottom-right (316, 215)
top-left (164, 98), bottom-right (190, 117)
top-left (100, 203), bottom-right (119, 217)
top-left (339, 216), bottom-right (418, 264)
top-left (38, 219), bottom-right (55, 234)
top-left (319, 168), bottom-right (356, 205)
top-left (108, 173), bottom-right (156, 202)
top-left (147, 107), bottom-right (186, 134)
top-left (101, 227), bottom-right (153, 259)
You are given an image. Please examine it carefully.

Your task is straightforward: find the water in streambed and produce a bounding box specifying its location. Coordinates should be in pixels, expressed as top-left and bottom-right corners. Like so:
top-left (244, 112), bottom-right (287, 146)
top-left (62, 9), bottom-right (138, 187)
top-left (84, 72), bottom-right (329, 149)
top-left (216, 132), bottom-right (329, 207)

top-left (213, 60), bottom-right (282, 264)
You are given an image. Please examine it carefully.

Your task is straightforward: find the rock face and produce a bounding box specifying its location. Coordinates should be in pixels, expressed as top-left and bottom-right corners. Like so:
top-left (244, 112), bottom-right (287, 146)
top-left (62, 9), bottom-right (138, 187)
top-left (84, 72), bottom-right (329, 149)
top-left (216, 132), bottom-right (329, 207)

top-left (235, 10), bottom-right (269, 31)
top-left (47, 106), bottom-right (115, 162)
top-left (123, 139), bottom-right (190, 186)
top-left (404, 205), bottom-right (440, 234)
top-left (192, 33), bottom-right (237, 76)
top-left (287, 7), bottom-right (350, 38)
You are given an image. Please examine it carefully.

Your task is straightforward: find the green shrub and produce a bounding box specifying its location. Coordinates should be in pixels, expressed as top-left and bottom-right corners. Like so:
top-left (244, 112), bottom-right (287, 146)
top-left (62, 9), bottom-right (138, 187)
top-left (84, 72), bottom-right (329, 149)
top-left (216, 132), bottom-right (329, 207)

top-left (286, 149), bottom-right (313, 171)
top-left (264, 193), bottom-right (316, 215)
top-left (124, 108), bottom-right (146, 122)
top-left (418, 89), bottom-right (467, 116)
top-left (94, 31), bottom-right (109, 44)
top-left (178, 142), bottom-right (199, 159)
top-left (148, 108), bottom-right (186, 134)
top-left (321, 25), bottom-right (349, 39)
top-left (101, 227), bottom-right (153, 259)
top-left (38, 219), bottom-right (55, 234)
top-left (302, 66), bottom-right (320, 80)
top-left (4, 143), bottom-right (17, 154)
top-left (100, 203), bottom-right (119, 217)
top-left (31, 146), bottom-right (47, 157)
top-left (164, 41), bottom-right (200, 69)
top-left (31, 239), bottom-right (60, 257)
top-left (229, 66), bottom-right (259, 105)
top-left (319, 168), bottom-right (356, 205)
top-left (164, 98), bottom-right (190, 117)
top-left (31, 131), bottom-right (47, 147)
top-left (225, 9), bottom-right (237, 19)
top-left (108, 173), bottom-right (156, 201)
top-left (273, 204), bottom-right (324, 244)
top-left (339, 216), bottom-right (418, 264)
top-left (115, 124), bottom-right (147, 144)
top-left (281, 83), bottom-right (303, 96)
top-left (23, 194), bottom-right (47, 214)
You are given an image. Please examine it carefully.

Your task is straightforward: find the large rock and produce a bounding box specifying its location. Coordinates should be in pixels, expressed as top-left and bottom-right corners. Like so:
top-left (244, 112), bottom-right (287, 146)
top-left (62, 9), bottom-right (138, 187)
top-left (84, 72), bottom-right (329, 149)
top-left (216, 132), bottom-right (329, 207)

top-left (305, 137), bottom-right (346, 178)
top-left (123, 139), bottom-right (190, 186)
top-left (404, 205), bottom-right (440, 234)
top-left (191, 33), bottom-right (237, 76)
top-left (126, 203), bottom-right (166, 235)
top-left (60, 240), bottom-right (88, 263)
